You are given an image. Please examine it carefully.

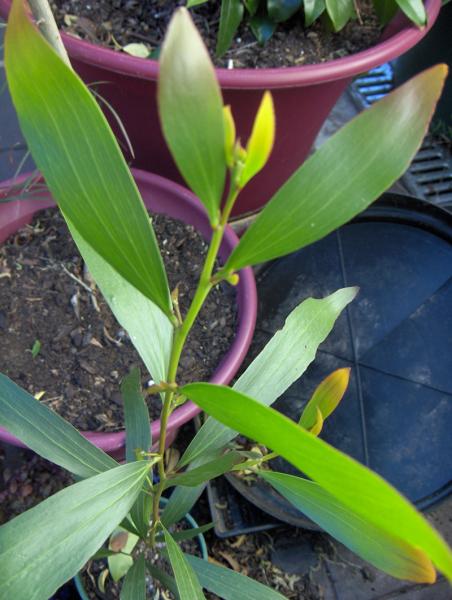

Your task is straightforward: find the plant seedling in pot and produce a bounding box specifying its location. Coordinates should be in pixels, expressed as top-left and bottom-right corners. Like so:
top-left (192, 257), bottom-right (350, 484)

top-left (0, 1), bottom-right (451, 598)
top-left (189, 0), bottom-right (428, 57)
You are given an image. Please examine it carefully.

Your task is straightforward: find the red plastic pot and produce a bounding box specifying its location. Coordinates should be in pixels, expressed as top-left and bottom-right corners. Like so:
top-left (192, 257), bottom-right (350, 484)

top-left (0, 169), bottom-right (257, 457)
top-left (0, 0), bottom-right (440, 217)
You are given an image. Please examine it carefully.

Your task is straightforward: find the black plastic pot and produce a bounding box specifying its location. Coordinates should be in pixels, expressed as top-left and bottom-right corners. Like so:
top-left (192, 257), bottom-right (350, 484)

top-left (393, 3), bottom-right (452, 129)
top-left (226, 193), bottom-right (452, 528)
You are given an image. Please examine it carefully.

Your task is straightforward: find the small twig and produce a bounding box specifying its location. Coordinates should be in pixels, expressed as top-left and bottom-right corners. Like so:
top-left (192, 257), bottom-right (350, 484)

top-left (61, 264), bottom-right (94, 294)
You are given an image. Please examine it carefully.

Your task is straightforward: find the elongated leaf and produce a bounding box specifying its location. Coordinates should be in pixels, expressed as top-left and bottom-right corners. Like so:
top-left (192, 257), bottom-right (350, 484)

top-left (268, 0), bottom-right (303, 22)
top-left (130, 478), bottom-right (153, 540)
top-left (262, 472), bottom-right (435, 582)
top-left (216, 0), bottom-right (244, 57)
top-left (0, 462), bottom-right (151, 600)
top-left (223, 66), bottom-right (447, 272)
top-left (161, 481), bottom-right (206, 528)
top-left (395, 0), bottom-right (427, 25)
top-left (304, 0), bottom-right (326, 26)
top-left (122, 368), bottom-right (152, 463)
top-left (162, 526), bottom-right (205, 599)
top-left (182, 384), bottom-right (452, 580)
top-left (299, 368), bottom-right (350, 430)
top-left (325, 0), bottom-right (355, 30)
top-left (163, 288), bottom-right (356, 526)
top-left (185, 554), bottom-right (286, 599)
top-left (5, 0), bottom-right (172, 318)
top-left (146, 562), bottom-right (180, 598)
top-left (120, 555), bottom-right (146, 600)
top-left (69, 223), bottom-right (172, 390)
top-left (164, 451), bottom-right (243, 489)
top-left (178, 288), bottom-right (357, 468)
top-left (0, 374), bottom-right (117, 478)
top-left (158, 8), bottom-right (226, 226)
top-left (168, 523), bottom-right (214, 543)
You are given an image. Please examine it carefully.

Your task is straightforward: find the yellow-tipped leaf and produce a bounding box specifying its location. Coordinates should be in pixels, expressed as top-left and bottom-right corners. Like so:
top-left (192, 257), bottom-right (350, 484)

top-left (239, 91), bottom-right (275, 187)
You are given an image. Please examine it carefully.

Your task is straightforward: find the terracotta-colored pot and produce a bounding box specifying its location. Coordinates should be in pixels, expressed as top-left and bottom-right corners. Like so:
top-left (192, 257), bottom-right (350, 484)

top-left (0, 169), bottom-right (257, 456)
top-left (0, 0), bottom-right (440, 217)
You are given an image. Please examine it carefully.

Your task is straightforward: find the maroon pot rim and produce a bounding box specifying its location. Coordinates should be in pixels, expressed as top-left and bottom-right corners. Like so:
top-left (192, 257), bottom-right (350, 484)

top-left (0, 0), bottom-right (439, 88)
top-left (0, 169), bottom-right (257, 455)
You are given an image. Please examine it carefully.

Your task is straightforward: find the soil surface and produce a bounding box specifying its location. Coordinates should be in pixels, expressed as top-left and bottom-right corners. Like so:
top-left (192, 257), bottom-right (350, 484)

top-left (0, 209), bottom-right (236, 432)
top-left (52, 0), bottom-right (382, 69)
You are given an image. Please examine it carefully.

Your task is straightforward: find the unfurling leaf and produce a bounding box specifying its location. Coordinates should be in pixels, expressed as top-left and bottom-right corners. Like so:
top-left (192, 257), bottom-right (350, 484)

top-left (299, 367), bottom-right (351, 431)
top-left (239, 91), bottom-right (275, 188)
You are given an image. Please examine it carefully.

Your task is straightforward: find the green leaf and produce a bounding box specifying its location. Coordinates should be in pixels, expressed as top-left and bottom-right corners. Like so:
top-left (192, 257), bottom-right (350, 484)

top-left (31, 339), bottom-right (41, 359)
top-left (185, 554), bottom-right (286, 599)
top-left (130, 478), bottom-right (153, 541)
top-left (244, 0), bottom-right (260, 15)
top-left (178, 288), bottom-right (357, 468)
top-left (187, 0), bottom-right (209, 6)
top-left (261, 472), bottom-right (436, 582)
top-left (239, 91), bottom-right (276, 188)
top-left (5, 0), bottom-right (172, 318)
top-left (373, 0), bottom-right (398, 24)
top-left (299, 367), bottom-right (350, 431)
top-left (0, 374), bottom-right (117, 478)
top-left (158, 8), bottom-right (226, 226)
top-left (182, 384), bottom-right (452, 580)
top-left (394, 0), bottom-right (427, 25)
top-left (68, 222), bottom-right (173, 390)
top-left (250, 12), bottom-right (277, 43)
top-left (120, 555), bottom-right (146, 600)
top-left (168, 523), bottom-right (214, 543)
top-left (0, 462), bottom-right (151, 600)
top-left (163, 288), bottom-right (355, 526)
top-left (325, 0), bottom-right (355, 30)
top-left (108, 528), bottom-right (139, 582)
top-left (162, 526), bottom-right (205, 599)
top-left (161, 482), bottom-right (206, 528)
top-left (164, 451), bottom-right (244, 489)
top-left (304, 0), bottom-right (326, 26)
top-left (122, 368), bottom-right (152, 463)
top-left (222, 66), bottom-right (448, 272)
top-left (268, 0), bottom-right (303, 22)
top-left (216, 0), bottom-right (245, 57)
top-left (146, 562), bottom-right (180, 598)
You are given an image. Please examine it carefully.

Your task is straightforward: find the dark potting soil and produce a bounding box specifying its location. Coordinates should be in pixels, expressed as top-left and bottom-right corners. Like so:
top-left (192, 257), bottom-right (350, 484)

top-left (0, 208), bottom-right (236, 432)
top-left (52, 0), bottom-right (382, 69)
top-left (0, 446), bottom-right (73, 525)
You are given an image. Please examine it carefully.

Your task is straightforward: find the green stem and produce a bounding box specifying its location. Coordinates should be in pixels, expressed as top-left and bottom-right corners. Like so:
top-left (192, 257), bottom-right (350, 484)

top-left (149, 185), bottom-right (240, 546)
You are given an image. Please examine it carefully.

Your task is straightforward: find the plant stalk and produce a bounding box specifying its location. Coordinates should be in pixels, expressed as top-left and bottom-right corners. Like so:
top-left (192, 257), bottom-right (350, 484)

top-left (28, 0), bottom-right (71, 67)
top-left (149, 185), bottom-right (240, 545)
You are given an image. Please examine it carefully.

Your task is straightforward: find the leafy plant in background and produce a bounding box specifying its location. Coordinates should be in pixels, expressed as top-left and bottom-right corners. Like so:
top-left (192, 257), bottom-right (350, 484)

top-left (187, 0), bottom-right (427, 56)
top-left (0, 0), bottom-right (451, 598)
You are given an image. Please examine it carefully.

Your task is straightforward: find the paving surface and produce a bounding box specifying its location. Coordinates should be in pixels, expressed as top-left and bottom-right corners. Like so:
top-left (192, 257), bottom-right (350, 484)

top-left (0, 21), bottom-right (451, 600)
